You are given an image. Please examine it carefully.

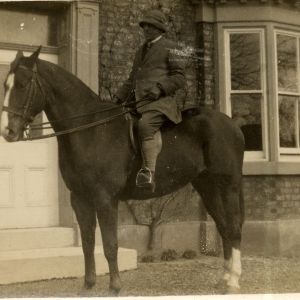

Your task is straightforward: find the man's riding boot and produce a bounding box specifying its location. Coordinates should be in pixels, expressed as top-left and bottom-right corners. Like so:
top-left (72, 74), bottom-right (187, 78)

top-left (136, 131), bottom-right (162, 192)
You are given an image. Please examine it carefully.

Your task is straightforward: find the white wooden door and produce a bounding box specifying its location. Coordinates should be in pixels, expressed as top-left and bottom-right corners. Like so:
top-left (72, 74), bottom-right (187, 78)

top-left (0, 49), bottom-right (59, 229)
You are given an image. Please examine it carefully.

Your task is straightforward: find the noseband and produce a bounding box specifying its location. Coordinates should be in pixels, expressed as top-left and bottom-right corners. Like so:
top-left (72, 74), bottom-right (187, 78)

top-left (2, 65), bottom-right (44, 123)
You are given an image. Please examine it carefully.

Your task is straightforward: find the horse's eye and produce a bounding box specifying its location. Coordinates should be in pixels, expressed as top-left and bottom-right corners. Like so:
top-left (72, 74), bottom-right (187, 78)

top-left (15, 68), bottom-right (32, 89)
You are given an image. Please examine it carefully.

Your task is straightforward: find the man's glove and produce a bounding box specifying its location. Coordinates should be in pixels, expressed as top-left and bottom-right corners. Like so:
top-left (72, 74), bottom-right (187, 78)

top-left (147, 85), bottom-right (162, 101)
top-left (112, 95), bottom-right (123, 105)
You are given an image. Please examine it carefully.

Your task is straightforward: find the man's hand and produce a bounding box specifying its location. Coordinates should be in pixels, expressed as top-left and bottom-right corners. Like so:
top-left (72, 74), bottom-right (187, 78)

top-left (147, 85), bottom-right (162, 101)
top-left (112, 95), bottom-right (123, 105)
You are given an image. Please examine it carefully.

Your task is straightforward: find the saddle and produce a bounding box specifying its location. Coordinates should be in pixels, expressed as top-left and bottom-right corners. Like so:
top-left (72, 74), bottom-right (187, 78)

top-left (126, 104), bottom-right (201, 153)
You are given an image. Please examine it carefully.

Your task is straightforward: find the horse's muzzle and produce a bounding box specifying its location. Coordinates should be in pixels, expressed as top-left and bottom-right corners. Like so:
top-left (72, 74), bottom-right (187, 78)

top-left (2, 127), bottom-right (22, 142)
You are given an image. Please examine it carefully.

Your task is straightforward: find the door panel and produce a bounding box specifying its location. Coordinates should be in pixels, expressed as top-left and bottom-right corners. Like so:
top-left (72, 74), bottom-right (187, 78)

top-left (0, 49), bottom-right (59, 228)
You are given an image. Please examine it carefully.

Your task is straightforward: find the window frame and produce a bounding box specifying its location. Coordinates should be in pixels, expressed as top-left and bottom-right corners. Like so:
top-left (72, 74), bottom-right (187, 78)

top-left (217, 22), bottom-right (300, 175)
top-left (223, 28), bottom-right (269, 162)
top-left (275, 29), bottom-right (300, 155)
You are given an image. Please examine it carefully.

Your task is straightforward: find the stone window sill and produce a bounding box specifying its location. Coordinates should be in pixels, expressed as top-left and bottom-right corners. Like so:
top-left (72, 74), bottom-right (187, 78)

top-left (243, 161), bottom-right (300, 175)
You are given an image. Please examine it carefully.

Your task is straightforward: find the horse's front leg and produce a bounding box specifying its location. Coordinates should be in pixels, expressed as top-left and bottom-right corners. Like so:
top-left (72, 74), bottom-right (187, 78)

top-left (71, 193), bottom-right (97, 289)
top-left (96, 192), bottom-right (121, 294)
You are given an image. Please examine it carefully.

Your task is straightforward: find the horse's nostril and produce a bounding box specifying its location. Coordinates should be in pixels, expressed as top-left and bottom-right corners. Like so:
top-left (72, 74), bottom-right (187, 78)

top-left (3, 127), bottom-right (18, 141)
top-left (8, 128), bottom-right (14, 135)
top-left (6, 130), bottom-right (19, 142)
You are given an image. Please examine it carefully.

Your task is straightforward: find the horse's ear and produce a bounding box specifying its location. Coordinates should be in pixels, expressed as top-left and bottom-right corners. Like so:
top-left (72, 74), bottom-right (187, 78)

top-left (15, 50), bottom-right (24, 59)
top-left (28, 46), bottom-right (42, 68)
top-left (10, 50), bottom-right (24, 71)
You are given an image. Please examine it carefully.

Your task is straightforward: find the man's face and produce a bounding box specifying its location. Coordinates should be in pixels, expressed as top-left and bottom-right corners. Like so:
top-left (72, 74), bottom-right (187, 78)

top-left (142, 23), bottom-right (163, 42)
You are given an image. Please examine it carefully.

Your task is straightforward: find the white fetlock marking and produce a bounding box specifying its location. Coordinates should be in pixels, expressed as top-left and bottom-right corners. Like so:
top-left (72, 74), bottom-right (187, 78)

top-left (227, 273), bottom-right (240, 289)
top-left (222, 258), bottom-right (232, 282)
top-left (223, 273), bottom-right (230, 281)
top-left (227, 248), bottom-right (241, 289)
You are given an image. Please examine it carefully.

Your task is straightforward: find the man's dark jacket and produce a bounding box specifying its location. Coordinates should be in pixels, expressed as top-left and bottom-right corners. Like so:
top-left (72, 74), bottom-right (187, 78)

top-left (116, 36), bottom-right (186, 124)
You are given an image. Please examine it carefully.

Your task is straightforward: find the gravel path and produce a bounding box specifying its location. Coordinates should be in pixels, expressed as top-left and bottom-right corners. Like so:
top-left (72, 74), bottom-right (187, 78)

top-left (0, 255), bottom-right (299, 297)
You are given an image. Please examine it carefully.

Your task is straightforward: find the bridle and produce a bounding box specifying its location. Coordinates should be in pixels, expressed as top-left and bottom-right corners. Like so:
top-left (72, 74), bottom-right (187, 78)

top-left (1, 64), bottom-right (152, 141)
top-left (2, 65), bottom-right (43, 124)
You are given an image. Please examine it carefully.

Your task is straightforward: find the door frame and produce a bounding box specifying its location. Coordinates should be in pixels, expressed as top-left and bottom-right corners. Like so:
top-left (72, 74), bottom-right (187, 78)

top-left (0, 0), bottom-right (100, 228)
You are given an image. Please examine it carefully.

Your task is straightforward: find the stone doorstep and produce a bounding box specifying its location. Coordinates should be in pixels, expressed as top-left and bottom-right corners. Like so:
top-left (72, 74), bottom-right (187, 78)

top-left (0, 227), bottom-right (75, 252)
top-left (0, 246), bottom-right (137, 285)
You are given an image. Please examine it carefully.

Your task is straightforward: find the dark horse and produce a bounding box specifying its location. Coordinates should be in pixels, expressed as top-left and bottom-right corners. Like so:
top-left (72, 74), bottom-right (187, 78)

top-left (0, 48), bottom-right (244, 294)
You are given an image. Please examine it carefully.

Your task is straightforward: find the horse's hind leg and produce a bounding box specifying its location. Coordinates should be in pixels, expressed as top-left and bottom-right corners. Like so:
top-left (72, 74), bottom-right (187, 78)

top-left (192, 173), bottom-right (243, 293)
top-left (220, 181), bottom-right (243, 293)
top-left (71, 193), bottom-right (97, 289)
top-left (192, 174), bottom-right (228, 285)
top-left (95, 191), bottom-right (121, 294)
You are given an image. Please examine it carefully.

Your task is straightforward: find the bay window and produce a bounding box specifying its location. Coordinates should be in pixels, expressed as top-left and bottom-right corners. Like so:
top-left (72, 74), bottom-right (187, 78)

top-left (222, 25), bottom-right (300, 169)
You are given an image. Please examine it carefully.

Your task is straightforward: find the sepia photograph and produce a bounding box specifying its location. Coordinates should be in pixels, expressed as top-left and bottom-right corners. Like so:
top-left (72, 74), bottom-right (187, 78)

top-left (0, 0), bottom-right (299, 298)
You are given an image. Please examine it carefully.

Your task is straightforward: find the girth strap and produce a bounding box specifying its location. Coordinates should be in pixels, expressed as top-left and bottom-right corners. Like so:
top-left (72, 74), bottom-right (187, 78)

top-left (127, 114), bottom-right (138, 154)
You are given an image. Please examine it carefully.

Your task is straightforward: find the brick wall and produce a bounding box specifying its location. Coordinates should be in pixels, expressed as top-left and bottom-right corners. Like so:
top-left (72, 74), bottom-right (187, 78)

top-left (118, 184), bottom-right (202, 226)
top-left (98, 0), bottom-right (204, 226)
top-left (244, 176), bottom-right (300, 220)
top-left (98, 0), bottom-right (198, 105)
top-left (98, 1), bottom-right (300, 226)
top-left (196, 22), bottom-right (215, 107)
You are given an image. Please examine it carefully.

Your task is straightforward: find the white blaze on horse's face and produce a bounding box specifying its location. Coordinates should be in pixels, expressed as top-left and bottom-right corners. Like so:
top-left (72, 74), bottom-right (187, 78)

top-left (1, 73), bottom-right (15, 137)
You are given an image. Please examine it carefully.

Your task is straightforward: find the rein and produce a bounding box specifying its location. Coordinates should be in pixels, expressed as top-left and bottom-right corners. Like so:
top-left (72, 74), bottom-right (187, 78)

top-left (28, 99), bottom-right (131, 128)
top-left (22, 99), bottom-right (149, 141)
top-left (3, 65), bottom-right (153, 141)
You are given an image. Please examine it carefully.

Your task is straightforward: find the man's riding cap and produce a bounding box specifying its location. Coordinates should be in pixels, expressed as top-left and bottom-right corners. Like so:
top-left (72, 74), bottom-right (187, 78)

top-left (139, 9), bottom-right (168, 33)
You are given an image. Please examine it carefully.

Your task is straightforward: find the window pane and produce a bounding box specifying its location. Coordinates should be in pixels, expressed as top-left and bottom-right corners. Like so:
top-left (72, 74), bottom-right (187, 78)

top-left (277, 34), bottom-right (298, 93)
top-left (231, 94), bottom-right (262, 151)
top-left (0, 8), bottom-right (59, 46)
top-left (279, 95), bottom-right (297, 148)
top-left (230, 33), bottom-right (261, 90)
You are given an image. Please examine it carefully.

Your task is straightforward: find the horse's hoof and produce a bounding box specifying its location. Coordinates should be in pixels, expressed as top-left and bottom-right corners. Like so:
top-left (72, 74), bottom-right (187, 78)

top-left (225, 285), bottom-right (240, 294)
top-left (109, 286), bottom-right (121, 297)
top-left (84, 279), bottom-right (96, 289)
top-left (109, 279), bottom-right (122, 296)
top-left (214, 278), bottom-right (227, 289)
top-left (78, 286), bottom-right (95, 297)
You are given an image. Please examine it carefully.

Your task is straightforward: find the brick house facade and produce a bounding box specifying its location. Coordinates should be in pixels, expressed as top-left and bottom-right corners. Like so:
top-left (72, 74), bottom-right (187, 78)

top-left (0, 1), bottom-right (300, 284)
top-left (97, 0), bottom-right (300, 256)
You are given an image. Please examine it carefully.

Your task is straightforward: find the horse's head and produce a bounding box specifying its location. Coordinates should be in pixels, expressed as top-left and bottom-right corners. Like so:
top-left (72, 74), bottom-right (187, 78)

top-left (0, 47), bottom-right (45, 142)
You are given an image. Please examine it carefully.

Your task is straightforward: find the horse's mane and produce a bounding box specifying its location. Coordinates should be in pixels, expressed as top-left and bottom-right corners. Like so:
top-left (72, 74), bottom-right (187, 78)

top-left (36, 59), bottom-right (116, 112)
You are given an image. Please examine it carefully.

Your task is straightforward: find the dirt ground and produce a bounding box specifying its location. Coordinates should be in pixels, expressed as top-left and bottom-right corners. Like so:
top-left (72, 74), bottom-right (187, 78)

top-left (0, 255), bottom-right (299, 297)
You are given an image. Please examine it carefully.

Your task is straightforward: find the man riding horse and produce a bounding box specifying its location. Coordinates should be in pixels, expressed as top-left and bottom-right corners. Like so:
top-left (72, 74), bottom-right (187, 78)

top-left (114, 9), bottom-right (186, 192)
top-left (1, 23), bottom-right (244, 292)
